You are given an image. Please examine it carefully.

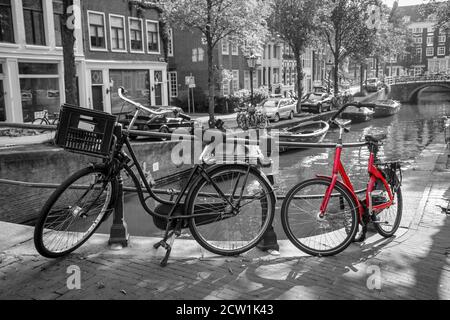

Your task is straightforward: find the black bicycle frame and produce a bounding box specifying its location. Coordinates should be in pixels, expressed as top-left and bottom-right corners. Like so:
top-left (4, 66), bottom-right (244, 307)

top-left (111, 134), bottom-right (246, 224)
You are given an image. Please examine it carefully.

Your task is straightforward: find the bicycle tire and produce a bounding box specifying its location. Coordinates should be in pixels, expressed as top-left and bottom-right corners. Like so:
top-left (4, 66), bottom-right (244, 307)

top-left (374, 183), bottom-right (403, 238)
top-left (281, 178), bottom-right (359, 257)
top-left (186, 164), bottom-right (276, 256)
top-left (34, 165), bottom-right (117, 258)
top-left (32, 118), bottom-right (50, 133)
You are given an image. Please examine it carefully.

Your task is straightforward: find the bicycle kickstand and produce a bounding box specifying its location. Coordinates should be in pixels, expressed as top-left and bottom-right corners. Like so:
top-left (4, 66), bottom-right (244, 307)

top-left (154, 222), bottom-right (182, 267)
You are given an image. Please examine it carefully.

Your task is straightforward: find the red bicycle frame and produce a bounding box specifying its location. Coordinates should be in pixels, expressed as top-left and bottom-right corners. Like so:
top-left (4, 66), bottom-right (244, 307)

top-left (319, 143), bottom-right (394, 221)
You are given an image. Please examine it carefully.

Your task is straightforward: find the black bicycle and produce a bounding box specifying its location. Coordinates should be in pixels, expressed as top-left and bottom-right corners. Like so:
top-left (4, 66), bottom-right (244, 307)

top-left (33, 88), bottom-right (276, 266)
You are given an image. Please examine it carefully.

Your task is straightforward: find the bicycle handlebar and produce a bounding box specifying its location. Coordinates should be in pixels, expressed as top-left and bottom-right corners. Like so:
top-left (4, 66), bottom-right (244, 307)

top-left (118, 87), bottom-right (167, 116)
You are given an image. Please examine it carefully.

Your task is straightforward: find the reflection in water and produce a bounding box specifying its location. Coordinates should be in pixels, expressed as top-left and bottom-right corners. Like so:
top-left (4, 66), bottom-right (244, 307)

top-left (99, 89), bottom-right (450, 238)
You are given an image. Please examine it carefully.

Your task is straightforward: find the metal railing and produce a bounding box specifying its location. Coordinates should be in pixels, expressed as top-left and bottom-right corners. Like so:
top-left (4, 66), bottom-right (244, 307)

top-left (388, 74), bottom-right (450, 85)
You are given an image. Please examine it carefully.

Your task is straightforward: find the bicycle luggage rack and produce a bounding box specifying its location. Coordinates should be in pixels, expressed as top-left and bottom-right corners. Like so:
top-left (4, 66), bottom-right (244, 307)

top-left (0, 122), bottom-right (369, 249)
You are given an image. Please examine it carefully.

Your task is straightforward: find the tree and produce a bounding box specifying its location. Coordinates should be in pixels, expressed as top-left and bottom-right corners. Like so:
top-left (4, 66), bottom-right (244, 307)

top-left (269, 0), bottom-right (323, 112)
top-left (162, 0), bottom-right (270, 127)
top-left (61, 0), bottom-right (77, 105)
top-left (318, 0), bottom-right (379, 94)
top-left (420, 0), bottom-right (450, 29)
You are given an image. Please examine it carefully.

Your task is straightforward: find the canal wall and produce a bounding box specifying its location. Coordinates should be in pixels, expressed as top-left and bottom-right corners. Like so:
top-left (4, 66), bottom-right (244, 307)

top-left (0, 141), bottom-right (191, 224)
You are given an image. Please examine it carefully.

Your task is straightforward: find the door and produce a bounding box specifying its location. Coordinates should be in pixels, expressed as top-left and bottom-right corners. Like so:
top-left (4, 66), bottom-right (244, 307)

top-left (92, 86), bottom-right (104, 111)
top-left (0, 80), bottom-right (5, 121)
top-left (154, 71), bottom-right (163, 106)
top-left (91, 70), bottom-right (104, 111)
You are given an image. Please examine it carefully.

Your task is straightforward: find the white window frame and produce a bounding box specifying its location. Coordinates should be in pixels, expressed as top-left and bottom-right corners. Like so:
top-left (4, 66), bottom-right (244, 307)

top-left (128, 17), bottom-right (144, 53)
top-left (438, 46), bottom-right (445, 56)
top-left (415, 37), bottom-right (423, 44)
top-left (232, 70), bottom-right (239, 92)
top-left (87, 10), bottom-right (108, 52)
top-left (168, 71), bottom-right (178, 98)
top-left (145, 19), bottom-right (160, 55)
top-left (223, 81), bottom-right (230, 96)
top-left (168, 28), bottom-right (174, 57)
top-left (426, 47), bottom-right (434, 57)
top-left (222, 38), bottom-right (229, 55)
top-left (109, 14), bottom-right (127, 53)
top-left (427, 36), bottom-right (434, 46)
top-left (438, 35), bottom-right (446, 43)
top-left (231, 42), bottom-right (239, 56)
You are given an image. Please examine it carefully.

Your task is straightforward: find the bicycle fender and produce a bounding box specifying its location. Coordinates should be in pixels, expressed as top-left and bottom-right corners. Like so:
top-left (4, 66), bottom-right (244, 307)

top-left (206, 163), bottom-right (276, 195)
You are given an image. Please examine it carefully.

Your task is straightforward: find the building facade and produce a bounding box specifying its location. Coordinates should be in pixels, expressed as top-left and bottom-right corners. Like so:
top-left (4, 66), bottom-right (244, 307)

top-left (0, 0), bottom-right (168, 123)
top-left (390, 5), bottom-right (450, 76)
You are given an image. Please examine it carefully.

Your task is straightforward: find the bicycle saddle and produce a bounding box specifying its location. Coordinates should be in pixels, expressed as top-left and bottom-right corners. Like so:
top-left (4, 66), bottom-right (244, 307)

top-left (365, 133), bottom-right (387, 143)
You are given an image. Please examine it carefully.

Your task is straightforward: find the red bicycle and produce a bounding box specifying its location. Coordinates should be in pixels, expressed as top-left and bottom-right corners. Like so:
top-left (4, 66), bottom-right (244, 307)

top-left (281, 103), bottom-right (403, 256)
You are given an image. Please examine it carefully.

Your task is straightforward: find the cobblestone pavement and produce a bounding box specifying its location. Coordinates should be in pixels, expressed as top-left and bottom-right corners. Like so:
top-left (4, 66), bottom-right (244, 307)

top-left (0, 145), bottom-right (449, 300)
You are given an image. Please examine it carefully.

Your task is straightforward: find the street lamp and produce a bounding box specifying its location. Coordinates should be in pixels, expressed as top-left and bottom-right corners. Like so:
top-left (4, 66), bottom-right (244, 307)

top-left (247, 53), bottom-right (261, 107)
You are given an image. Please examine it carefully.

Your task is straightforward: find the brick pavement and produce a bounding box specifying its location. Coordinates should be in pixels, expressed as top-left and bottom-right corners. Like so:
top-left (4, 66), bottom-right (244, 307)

top-left (0, 144), bottom-right (449, 300)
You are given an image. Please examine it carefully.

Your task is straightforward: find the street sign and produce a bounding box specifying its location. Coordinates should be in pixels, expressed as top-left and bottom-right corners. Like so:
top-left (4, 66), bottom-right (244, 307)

top-left (185, 76), bottom-right (196, 88)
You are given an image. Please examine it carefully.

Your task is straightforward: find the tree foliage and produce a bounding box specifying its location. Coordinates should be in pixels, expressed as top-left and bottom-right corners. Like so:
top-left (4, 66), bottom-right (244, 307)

top-left (420, 0), bottom-right (450, 29)
top-left (318, 0), bottom-right (380, 94)
top-left (269, 0), bottom-right (323, 109)
top-left (162, 0), bottom-right (270, 126)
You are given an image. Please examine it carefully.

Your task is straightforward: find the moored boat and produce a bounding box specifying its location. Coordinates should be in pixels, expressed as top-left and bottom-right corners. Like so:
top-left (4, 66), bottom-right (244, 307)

top-left (372, 100), bottom-right (401, 118)
top-left (278, 120), bottom-right (330, 151)
top-left (341, 106), bottom-right (374, 123)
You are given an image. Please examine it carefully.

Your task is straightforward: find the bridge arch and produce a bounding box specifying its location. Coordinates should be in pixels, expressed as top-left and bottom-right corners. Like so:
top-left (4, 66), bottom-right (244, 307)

top-left (408, 83), bottom-right (450, 103)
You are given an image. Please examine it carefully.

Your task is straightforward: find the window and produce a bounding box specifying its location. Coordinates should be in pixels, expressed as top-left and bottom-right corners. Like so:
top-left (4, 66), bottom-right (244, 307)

top-left (231, 42), bottom-right (238, 55)
top-left (146, 20), bottom-right (159, 53)
top-left (244, 70), bottom-right (250, 90)
top-left (109, 70), bottom-right (150, 114)
top-left (192, 47), bottom-right (204, 62)
top-left (427, 36), bottom-right (434, 46)
top-left (110, 15), bottom-right (126, 51)
top-left (52, 0), bottom-right (63, 47)
top-left (232, 70), bottom-right (239, 92)
top-left (426, 47), bottom-right (434, 56)
top-left (414, 27), bottom-right (422, 34)
top-left (168, 28), bottom-right (173, 57)
top-left (438, 47), bottom-right (445, 55)
top-left (416, 47), bottom-right (422, 61)
top-left (88, 11), bottom-right (106, 50)
top-left (415, 37), bottom-right (423, 44)
top-left (23, 0), bottom-right (46, 46)
top-left (222, 38), bottom-right (229, 55)
top-left (439, 35), bottom-right (446, 43)
top-left (129, 18), bottom-right (143, 52)
top-left (19, 63), bottom-right (60, 122)
top-left (0, 0), bottom-right (14, 43)
top-left (169, 72), bottom-right (177, 98)
top-left (273, 45), bottom-right (278, 59)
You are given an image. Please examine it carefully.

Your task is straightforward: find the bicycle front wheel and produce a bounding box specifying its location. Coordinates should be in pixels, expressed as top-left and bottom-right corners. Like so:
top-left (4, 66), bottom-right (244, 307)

top-left (186, 165), bottom-right (276, 256)
top-left (281, 178), bottom-right (359, 257)
top-left (34, 166), bottom-right (117, 258)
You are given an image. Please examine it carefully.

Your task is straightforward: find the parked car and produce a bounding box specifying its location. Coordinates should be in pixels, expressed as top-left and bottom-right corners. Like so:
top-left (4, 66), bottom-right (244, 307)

top-left (300, 92), bottom-right (333, 114)
top-left (119, 108), bottom-right (193, 141)
top-left (260, 98), bottom-right (297, 122)
top-left (364, 78), bottom-right (382, 92)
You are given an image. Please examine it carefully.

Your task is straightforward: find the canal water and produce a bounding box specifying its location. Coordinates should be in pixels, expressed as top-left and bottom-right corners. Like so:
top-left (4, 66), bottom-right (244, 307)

top-left (98, 88), bottom-right (450, 238)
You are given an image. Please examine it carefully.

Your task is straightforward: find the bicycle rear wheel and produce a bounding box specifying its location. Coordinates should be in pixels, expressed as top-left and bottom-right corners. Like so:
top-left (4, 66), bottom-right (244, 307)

top-left (186, 164), bottom-right (275, 256)
top-left (374, 185), bottom-right (403, 238)
top-left (34, 166), bottom-right (117, 258)
top-left (281, 178), bottom-right (359, 257)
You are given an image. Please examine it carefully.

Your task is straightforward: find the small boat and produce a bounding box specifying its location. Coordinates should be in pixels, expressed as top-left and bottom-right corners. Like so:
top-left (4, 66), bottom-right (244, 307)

top-left (372, 100), bottom-right (401, 118)
top-left (341, 106), bottom-right (375, 123)
top-left (278, 120), bottom-right (330, 151)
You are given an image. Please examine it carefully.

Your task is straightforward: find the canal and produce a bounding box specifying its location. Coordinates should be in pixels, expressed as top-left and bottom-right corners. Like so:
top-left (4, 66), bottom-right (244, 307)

top-left (98, 88), bottom-right (450, 239)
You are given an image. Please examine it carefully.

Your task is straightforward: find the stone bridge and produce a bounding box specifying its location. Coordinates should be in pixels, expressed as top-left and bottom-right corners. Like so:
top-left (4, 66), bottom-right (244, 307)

top-left (386, 75), bottom-right (450, 103)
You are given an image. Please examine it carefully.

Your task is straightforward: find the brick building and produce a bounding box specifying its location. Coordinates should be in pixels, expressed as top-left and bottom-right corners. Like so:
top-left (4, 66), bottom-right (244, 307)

top-left (0, 0), bottom-right (168, 123)
top-left (388, 4), bottom-right (450, 76)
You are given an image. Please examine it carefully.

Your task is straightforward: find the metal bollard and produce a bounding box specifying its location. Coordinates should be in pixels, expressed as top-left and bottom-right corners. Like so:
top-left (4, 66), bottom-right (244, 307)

top-left (257, 174), bottom-right (280, 252)
top-left (109, 174), bottom-right (130, 248)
